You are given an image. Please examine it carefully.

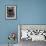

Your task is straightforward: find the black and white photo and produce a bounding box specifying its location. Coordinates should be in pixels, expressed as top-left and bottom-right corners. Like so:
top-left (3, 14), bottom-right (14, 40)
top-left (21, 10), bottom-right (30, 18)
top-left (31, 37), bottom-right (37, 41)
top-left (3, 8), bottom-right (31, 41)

top-left (6, 5), bottom-right (16, 19)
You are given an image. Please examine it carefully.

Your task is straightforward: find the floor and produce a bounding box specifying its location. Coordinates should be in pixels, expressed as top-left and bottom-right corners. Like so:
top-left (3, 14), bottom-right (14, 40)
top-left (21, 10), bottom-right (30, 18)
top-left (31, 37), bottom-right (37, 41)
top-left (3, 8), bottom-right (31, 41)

top-left (19, 39), bottom-right (46, 46)
top-left (0, 44), bottom-right (18, 46)
top-left (0, 40), bottom-right (46, 46)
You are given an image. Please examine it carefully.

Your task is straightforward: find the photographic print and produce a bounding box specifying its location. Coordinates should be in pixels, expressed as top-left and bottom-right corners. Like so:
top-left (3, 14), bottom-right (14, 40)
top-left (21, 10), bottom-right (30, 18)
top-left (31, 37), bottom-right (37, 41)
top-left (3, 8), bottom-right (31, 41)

top-left (6, 5), bottom-right (16, 20)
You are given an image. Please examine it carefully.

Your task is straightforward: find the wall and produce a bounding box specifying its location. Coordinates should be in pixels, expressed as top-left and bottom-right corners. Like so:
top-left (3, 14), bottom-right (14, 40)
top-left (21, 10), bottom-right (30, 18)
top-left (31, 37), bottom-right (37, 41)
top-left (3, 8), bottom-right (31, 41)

top-left (0, 0), bottom-right (46, 44)
top-left (19, 0), bottom-right (46, 24)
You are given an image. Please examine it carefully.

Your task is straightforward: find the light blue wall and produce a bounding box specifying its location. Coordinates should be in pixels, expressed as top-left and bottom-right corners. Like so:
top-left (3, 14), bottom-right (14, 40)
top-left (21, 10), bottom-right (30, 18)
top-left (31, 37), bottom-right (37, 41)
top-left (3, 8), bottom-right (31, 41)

top-left (19, 0), bottom-right (46, 24)
top-left (0, 0), bottom-right (46, 44)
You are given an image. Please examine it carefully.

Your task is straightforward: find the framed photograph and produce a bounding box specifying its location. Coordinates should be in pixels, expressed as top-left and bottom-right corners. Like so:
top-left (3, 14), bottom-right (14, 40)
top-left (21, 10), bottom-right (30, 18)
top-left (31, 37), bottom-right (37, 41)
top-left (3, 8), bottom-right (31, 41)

top-left (6, 5), bottom-right (16, 20)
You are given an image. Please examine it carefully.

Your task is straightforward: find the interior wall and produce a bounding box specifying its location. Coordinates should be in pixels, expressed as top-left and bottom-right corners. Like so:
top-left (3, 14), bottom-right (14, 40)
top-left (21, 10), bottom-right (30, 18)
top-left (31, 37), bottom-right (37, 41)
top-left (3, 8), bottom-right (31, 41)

top-left (0, 0), bottom-right (46, 44)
